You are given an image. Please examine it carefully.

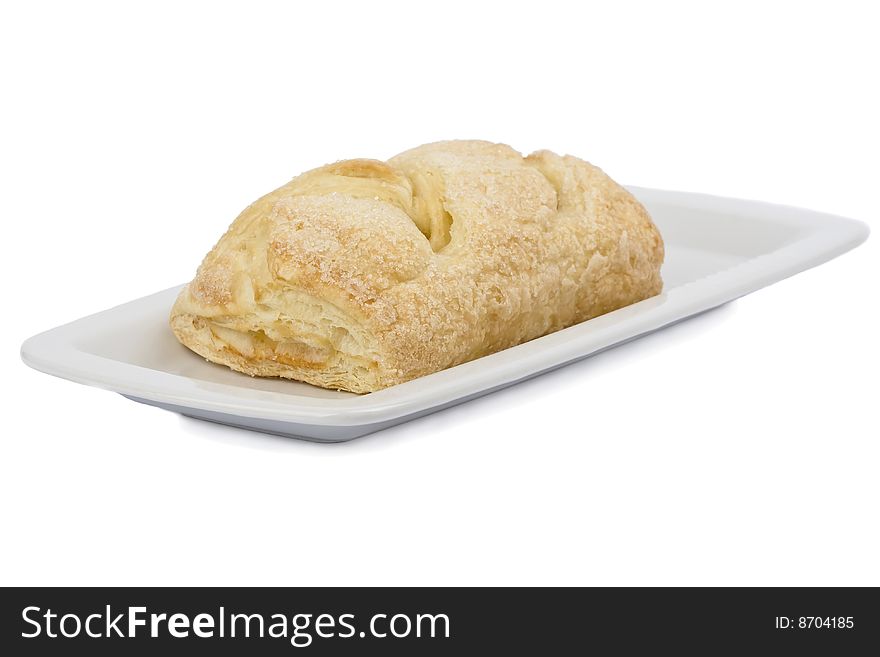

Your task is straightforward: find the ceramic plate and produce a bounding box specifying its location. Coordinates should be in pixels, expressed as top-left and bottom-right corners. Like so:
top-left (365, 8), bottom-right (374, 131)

top-left (21, 187), bottom-right (869, 441)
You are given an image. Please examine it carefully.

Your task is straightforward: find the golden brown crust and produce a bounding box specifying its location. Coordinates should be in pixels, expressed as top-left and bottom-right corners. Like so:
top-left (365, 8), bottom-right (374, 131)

top-left (170, 140), bottom-right (664, 392)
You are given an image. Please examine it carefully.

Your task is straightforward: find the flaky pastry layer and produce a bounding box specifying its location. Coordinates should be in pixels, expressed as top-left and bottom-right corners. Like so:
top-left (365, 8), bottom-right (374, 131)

top-left (170, 140), bottom-right (664, 393)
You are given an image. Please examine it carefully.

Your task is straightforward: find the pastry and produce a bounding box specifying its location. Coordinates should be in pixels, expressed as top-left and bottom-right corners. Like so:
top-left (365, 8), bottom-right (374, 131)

top-left (170, 140), bottom-right (664, 393)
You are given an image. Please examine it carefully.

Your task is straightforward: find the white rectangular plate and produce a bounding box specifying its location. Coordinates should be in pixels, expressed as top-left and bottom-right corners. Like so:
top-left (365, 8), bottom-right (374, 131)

top-left (21, 187), bottom-right (869, 441)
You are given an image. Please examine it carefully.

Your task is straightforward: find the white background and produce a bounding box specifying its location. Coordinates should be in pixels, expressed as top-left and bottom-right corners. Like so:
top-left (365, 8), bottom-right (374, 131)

top-left (2, 1), bottom-right (877, 586)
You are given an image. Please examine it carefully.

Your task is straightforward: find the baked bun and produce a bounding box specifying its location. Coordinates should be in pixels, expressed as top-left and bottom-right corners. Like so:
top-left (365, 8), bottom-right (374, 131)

top-left (170, 140), bottom-right (664, 392)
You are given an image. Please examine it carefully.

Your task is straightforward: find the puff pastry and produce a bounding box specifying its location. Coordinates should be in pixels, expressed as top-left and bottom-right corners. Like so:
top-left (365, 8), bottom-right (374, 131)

top-left (170, 140), bottom-right (664, 393)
